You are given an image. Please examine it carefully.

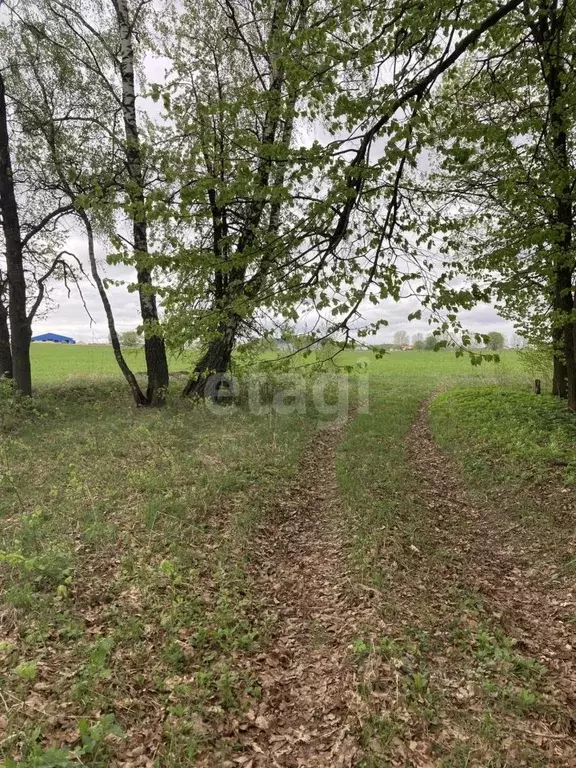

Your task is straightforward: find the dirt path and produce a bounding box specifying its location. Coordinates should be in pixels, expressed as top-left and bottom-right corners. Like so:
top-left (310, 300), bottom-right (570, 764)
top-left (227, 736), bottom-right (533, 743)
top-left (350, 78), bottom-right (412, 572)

top-left (401, 400), bottom-right (576, 764)
top-left (230, 416), bottom-right (374, 768)
top-left (407, 400), bottom-right (576, 692)
top-left (209, 400), bottom-right (575, 767)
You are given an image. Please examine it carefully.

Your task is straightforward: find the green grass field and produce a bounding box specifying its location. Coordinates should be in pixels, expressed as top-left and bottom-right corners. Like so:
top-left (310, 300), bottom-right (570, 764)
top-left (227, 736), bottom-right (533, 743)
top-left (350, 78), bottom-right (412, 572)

top-left (1, 345), bottom-right (574, 766)
top-left (29, 343), bottom-right (196, 384)
top-left (29, 342), bottom-right (528, 386)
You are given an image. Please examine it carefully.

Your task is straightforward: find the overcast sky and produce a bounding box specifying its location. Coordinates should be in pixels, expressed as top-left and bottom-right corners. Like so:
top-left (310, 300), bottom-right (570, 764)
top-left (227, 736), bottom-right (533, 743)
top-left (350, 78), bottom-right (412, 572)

top-left (30, 232), bottom-right (516, 345)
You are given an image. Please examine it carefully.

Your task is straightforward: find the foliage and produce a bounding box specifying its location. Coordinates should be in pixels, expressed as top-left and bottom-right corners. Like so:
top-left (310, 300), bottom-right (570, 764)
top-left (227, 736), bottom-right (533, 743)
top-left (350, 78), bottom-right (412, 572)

top-left (412, 333), bottom-right (425, 350)
top-left (431, 386), bottom-right (576, 485)
top-left (4, 714), bottom-right (123, 767)
top-left (424, 334), bottom-right (437, 351)
top-left (486, 331), bottom-right (505, 351)
top-left (411, 1), bottom-right (576, 401)
top-left (118, 330), bottom-right (142, 349)
top-left (518, 344), bottom-right (554, 384)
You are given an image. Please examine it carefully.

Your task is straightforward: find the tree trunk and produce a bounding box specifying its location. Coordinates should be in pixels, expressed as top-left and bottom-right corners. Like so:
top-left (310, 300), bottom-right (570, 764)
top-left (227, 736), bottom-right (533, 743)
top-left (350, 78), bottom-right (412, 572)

top-left (0, 73), bottom-right (31, 397)
top-left (81, 212), bottom-right (148, 406)
top-left (552, 279), bottom-right (568, 397)
top-left (0, 291), bottom-right (12, 380)
top-left (536, 5), bottom-right (576, 410)
top-left (182, 316), bottom-right (239, 398)
top-left (554, 266), bottom-right (576, 409)
top-left (113, 0), bottom-right (169, 406)
top-left (552, 346), bottom-right (567, 398)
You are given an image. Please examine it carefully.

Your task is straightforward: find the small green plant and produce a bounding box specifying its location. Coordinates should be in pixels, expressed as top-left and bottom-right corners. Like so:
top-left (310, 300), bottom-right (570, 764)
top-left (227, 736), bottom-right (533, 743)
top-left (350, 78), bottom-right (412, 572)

top-left (74, 637), bottom-right (114, 703)
top-left (13, 660), bottom-right (38, 681)
top-left (514, 687), bottom-right (540, 712)
top-left (411, 671), bottom-right (429, 694)
top-left (351, 638), bottom-right (371, 658)
top-left (77, 714), bottom-right (124, 760)
top-left (377, 636), bottom-right (400, 659)
top-left (4, 715), bottom-right (124, 767)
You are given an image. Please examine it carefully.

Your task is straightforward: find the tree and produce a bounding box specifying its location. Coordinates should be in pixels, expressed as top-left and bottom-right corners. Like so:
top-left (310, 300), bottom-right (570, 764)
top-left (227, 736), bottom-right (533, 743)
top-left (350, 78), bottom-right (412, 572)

top-left (1, 1), bottom-right (150, 406)
top-left (487, 332), bottom-right (505, 351)
top-left (424, 335), bottom-right (437, 351)
top-left (1, 0), bottom-right (528, 402)
top-left (12, 0), bottom-right (170, 405)
top-left (120, 330), bottom-right (143, 348)
top-left (113, 0), bottom-right (169, 404)
top-left (152, 0), bottom-right (526, 393)
top-left (414, 1), bottom-right (576, 406)
top-left (393, 330), bottom-right (410, 347)
top-left (412, 333), bottom-right (425, 350)
top-left (0, 71), bottom-right (31, 396)
top-left (0, 271), bottom-right (12, 378)
top-left (154, 0), bottom-right (312, 397)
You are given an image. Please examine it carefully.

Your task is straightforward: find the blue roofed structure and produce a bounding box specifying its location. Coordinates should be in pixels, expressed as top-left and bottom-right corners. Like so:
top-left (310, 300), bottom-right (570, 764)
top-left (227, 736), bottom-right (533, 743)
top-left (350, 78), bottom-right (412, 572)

top-left (31, 333), bottom-right (76, 345)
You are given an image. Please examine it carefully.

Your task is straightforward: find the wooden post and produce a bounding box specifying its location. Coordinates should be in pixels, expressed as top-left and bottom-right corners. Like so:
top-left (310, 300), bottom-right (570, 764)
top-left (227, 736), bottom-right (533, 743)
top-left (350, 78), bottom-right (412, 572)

top-left (535, 379), bottom-right (542, 394)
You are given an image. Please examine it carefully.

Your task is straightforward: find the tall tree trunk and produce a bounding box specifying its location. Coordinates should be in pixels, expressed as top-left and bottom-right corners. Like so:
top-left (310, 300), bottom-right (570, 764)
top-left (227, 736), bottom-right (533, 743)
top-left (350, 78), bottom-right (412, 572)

top-left (0, 73), bottom-right (31, 397)
top-left (80, 212), bottom-right (148, 406)
top-left (0, 289), bottom-right (13, 380)
top-left (552, 328), bottom-right (567, 397)
top-left (182, 316), bottom-right (240, 398)
top-left (534, 4), bottom-right (576, 409)
top-left (113, 0), bottom-right (169, 406)
top-left (555, 266), bottom-right (576, 408)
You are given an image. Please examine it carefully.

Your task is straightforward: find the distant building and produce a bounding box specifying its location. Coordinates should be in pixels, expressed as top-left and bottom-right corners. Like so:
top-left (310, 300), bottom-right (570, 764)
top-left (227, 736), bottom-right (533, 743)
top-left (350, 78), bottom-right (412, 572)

top-left (31, 333), bottom-right (76, 345)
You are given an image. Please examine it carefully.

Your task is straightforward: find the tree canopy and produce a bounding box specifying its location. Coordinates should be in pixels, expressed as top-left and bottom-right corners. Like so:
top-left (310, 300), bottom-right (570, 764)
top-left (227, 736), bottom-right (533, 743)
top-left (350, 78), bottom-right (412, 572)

top-left (2, 0), bottom-right (574, 406)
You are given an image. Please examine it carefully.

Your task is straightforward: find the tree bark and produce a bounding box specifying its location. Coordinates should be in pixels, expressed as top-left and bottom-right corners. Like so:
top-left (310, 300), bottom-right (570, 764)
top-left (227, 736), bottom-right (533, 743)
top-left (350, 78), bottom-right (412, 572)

top-left (552, 335), bottom-right (567, 397)
top-left (113, 0), bottom-right (169, 406)
top-left (0, 73), bottom-right (31, 397)
top-left (80, 211), bottom-right (148, 406)
top-left (0, 288), bottom-right (12, 380)
top-left (182, 316), bottom-right (240, 398)
top-left (532, 3), bottom-right (576, 409)
top-left (554, 266), bottom-right (576, 408)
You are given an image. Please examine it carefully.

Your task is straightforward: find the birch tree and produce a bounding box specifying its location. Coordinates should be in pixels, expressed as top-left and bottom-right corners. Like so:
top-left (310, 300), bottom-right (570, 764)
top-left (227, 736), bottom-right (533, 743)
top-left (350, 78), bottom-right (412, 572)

top-left (6, 4), bottom-right (150, 405)
top-left (112, 0), bottom-right (169, 404)
top-left (10, 0), bottom-right (170, 405)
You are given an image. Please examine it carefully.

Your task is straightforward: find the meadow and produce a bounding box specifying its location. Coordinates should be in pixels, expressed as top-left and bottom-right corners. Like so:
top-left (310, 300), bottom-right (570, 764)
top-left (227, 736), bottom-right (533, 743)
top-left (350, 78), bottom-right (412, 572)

top-left (29, 341), bottom-right (528, 384)
top-left (1, 345), bottom-right (574, 767)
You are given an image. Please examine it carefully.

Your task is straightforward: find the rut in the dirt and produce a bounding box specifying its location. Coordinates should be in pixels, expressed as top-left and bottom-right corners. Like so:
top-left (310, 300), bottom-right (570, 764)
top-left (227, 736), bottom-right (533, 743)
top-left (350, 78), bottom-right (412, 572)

top-left (407, 400), bottom-right (576, 679)
top-left (233, 416), bottom-right (372, 768)
top-left (402, 401), bottom-right (576, 762)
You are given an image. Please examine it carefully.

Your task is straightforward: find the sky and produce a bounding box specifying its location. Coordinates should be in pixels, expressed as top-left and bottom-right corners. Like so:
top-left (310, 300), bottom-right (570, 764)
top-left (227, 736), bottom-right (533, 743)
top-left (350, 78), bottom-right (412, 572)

top-left (30, 231), bottom-right (516, 345)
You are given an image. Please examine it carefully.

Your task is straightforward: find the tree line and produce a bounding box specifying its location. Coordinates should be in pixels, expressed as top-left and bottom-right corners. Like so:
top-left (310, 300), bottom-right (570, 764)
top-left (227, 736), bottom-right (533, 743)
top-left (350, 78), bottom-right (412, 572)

top-left (1, 0), bottom-right (574, 407)
top-left (389, 330), bottom-right (505, 350)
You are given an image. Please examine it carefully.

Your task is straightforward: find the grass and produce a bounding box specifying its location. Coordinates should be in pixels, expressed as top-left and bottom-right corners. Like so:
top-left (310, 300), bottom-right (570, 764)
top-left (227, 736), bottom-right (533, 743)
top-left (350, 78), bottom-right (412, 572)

top-left (1, 345), bottom-right (573, 765)
top-left (29, 343), bottom-right (195, 384)
top-left (334, 355), bottom-right (575, 766)
top-left (431, 386), bottom-right (576, 486)
top-left (27, 342), bottom-right (525, 385)
top-left (0, 381), bottom-right (320, 765)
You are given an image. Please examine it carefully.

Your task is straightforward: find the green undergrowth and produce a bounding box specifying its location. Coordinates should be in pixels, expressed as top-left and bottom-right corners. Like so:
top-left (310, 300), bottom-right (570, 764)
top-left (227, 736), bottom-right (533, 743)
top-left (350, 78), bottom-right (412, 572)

top-left (353, 589), bottom-right (553, 767)
top-left (336, 375), bottom-right (431, 587)
top-left (337, 376), bottom-right (572, 766)
top-left (431, 387), bottom-right (576, 487)
top-left (0, 379), bottom-right (331, 766)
